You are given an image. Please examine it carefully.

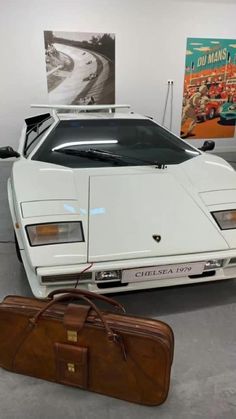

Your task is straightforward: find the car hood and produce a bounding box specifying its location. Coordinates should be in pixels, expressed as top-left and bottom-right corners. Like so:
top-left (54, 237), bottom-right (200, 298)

top-left (11, 154), bottom-right (236, 263)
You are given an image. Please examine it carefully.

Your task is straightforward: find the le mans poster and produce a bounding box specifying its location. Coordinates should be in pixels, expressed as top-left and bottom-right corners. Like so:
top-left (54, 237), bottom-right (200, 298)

top-left (181, 37), bottom-right (236, 139)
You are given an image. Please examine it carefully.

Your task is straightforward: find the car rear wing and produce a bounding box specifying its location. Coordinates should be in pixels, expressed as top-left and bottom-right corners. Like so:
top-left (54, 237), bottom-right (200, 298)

top-left (31, 104), bottom-right (131, 114)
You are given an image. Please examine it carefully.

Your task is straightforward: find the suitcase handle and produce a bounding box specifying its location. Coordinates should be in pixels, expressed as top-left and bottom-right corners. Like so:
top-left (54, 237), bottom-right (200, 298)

top-left (48, 288), bottom-right (125, 313)
top-left (31, 293), bottom-right (119, 342)
top-left (12, 293), bottom-right (127, 367)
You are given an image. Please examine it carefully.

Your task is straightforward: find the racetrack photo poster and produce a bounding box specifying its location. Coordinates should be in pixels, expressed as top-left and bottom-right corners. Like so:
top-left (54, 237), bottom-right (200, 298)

top-left (44, 31), bottom-right (115, 105)
top-left (181, 37), bottom-right (236, 140)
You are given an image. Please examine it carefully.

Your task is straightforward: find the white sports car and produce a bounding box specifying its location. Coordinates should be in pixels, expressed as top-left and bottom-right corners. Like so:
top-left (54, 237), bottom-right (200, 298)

top-left (1, 104), bottom-right (236, 298)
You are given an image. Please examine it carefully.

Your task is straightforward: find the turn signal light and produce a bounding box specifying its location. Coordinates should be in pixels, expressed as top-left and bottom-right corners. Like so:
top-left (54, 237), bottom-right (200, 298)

top-left (36, 224), bottom-right (59, 236)
top-left (26, 222), bottom-right (84, 246)
top-left (212, 210), bottom-right (236, 230)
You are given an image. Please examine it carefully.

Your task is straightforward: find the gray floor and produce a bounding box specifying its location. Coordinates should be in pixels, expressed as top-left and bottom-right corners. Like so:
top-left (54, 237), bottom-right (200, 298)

top-left (0, 160), bottom-right (236, 419)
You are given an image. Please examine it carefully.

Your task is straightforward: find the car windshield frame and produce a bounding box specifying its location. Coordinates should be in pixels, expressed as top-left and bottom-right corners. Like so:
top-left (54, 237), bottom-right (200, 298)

top-left (31, 118), bottom-right (200, 168)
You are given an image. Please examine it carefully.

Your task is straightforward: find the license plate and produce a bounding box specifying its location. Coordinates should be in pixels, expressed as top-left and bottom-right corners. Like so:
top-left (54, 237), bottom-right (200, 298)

top-left (122, 262), bottom-right (205, 283)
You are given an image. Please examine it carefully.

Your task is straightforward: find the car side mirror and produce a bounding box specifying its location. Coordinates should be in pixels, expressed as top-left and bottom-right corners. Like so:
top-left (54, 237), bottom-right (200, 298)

top-left (0, 146), bottom-right (20, 159)
top-left (199, 140), bottom-right (215, 152)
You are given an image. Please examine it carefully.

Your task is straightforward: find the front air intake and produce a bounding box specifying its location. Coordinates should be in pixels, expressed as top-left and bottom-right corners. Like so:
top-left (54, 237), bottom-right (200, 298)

top-left (41, 272), bottom-right (92, 284)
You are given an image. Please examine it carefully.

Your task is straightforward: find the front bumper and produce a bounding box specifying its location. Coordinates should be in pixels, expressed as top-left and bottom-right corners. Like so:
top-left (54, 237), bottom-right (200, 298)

top-left (21, 249), bottom-right (236, 298)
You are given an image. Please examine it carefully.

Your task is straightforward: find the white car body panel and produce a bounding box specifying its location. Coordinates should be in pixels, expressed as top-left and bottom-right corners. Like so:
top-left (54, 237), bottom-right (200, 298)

top-left (200, 190), bottom-right (236, 206)
top-left (181, 153), bottom-right (236, 191)
top-left (11, 161), bottom-right (89, 266)
top-left (88, 171), bottom-right (228, 262)
top-left (4, 107), bottom-right (236, 297)
top-left (21, 200), bottom-right (80, 218)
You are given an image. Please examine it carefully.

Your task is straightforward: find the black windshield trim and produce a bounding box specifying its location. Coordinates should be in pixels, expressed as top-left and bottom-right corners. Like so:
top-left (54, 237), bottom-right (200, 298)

top-left (24, 114), bottom-right (53, 156)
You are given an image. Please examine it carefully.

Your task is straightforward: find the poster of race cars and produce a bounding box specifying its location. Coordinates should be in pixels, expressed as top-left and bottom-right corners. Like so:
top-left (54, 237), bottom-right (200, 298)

top-left (181, 37), bottom-right (236, 139)
top-left (44, 31), bottom-right (115, 105)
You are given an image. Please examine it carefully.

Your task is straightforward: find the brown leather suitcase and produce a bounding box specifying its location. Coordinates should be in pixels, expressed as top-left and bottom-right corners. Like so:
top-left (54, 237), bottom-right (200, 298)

top-left (0, 288), bottom-right (174, 405)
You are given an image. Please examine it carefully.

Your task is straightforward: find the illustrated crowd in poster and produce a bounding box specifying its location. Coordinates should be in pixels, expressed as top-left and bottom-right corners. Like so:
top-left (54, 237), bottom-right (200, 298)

top-left (44, 31), bottom-right (115, 105)
top-left (181, 38), bottom-right (236, 139)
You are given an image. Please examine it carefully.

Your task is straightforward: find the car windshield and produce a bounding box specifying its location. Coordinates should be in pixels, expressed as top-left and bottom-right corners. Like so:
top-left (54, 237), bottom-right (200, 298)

top-left (32, 118), bottom-right (200, 168)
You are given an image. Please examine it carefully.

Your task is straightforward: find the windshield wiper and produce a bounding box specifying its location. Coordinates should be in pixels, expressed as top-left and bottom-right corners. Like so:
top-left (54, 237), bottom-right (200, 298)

top-left (54, 148), bottom-right (129, 166)
top-left (90, 148), bottom-right (166, 168)
top-left (55, 148), bottom-right (166, 169)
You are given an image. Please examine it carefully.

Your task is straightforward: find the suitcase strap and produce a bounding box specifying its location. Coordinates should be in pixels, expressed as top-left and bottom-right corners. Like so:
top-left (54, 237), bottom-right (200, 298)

top-left (11, 293), bottom-right (127, 369)
top-left (32, 293), bottom-right (116, 339)
top-left (63, 303), bottom-right (91, 332)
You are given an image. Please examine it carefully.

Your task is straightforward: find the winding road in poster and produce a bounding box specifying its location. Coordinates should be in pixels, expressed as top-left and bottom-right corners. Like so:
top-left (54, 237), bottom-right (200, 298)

top-left (47, 44), bottom-right (113, 105)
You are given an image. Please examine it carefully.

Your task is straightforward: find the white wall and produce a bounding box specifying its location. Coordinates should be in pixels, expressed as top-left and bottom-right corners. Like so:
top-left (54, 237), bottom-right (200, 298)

top-left (0, 0), bottom-right (236, 150)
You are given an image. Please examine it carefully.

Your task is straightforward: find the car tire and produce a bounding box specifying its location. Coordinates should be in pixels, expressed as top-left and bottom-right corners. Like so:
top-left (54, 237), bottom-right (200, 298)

top-left (14, 232), bottom-right (22, 263)
top-left (220, 117), bottom-right (226, 125)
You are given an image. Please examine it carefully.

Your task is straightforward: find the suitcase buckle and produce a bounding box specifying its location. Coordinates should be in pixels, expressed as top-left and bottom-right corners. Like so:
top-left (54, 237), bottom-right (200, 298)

top-left (54, 343), bottom-right (88, 388)
top-left (67, 363), bottom-right (75, 373)
top-left (67, 330), bottom-right (78, 342)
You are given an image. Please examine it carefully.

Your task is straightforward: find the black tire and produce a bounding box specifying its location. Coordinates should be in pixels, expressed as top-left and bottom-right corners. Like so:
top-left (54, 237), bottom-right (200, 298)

top-left (14, 232), bottom-right (23, 263)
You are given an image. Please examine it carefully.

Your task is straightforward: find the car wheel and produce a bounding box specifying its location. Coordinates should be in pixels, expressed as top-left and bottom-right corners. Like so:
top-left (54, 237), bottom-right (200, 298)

top-left (220, 117), bottom-right (226, 125)
top-left (14, 232), bottom-right (22, 263)
top-left (209, 108), bottom-right (215, 119)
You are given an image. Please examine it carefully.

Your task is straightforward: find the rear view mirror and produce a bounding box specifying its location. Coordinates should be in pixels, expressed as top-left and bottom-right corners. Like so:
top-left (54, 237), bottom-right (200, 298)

top-left (199, 140), bottom-right (215, 152)
top-left (0, 146), bottom-right (20, 159)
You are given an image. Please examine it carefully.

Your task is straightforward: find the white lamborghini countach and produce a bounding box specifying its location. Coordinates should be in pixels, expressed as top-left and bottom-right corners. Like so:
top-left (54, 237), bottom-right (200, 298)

top-left (1, 104), bottom-right (236, 298)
